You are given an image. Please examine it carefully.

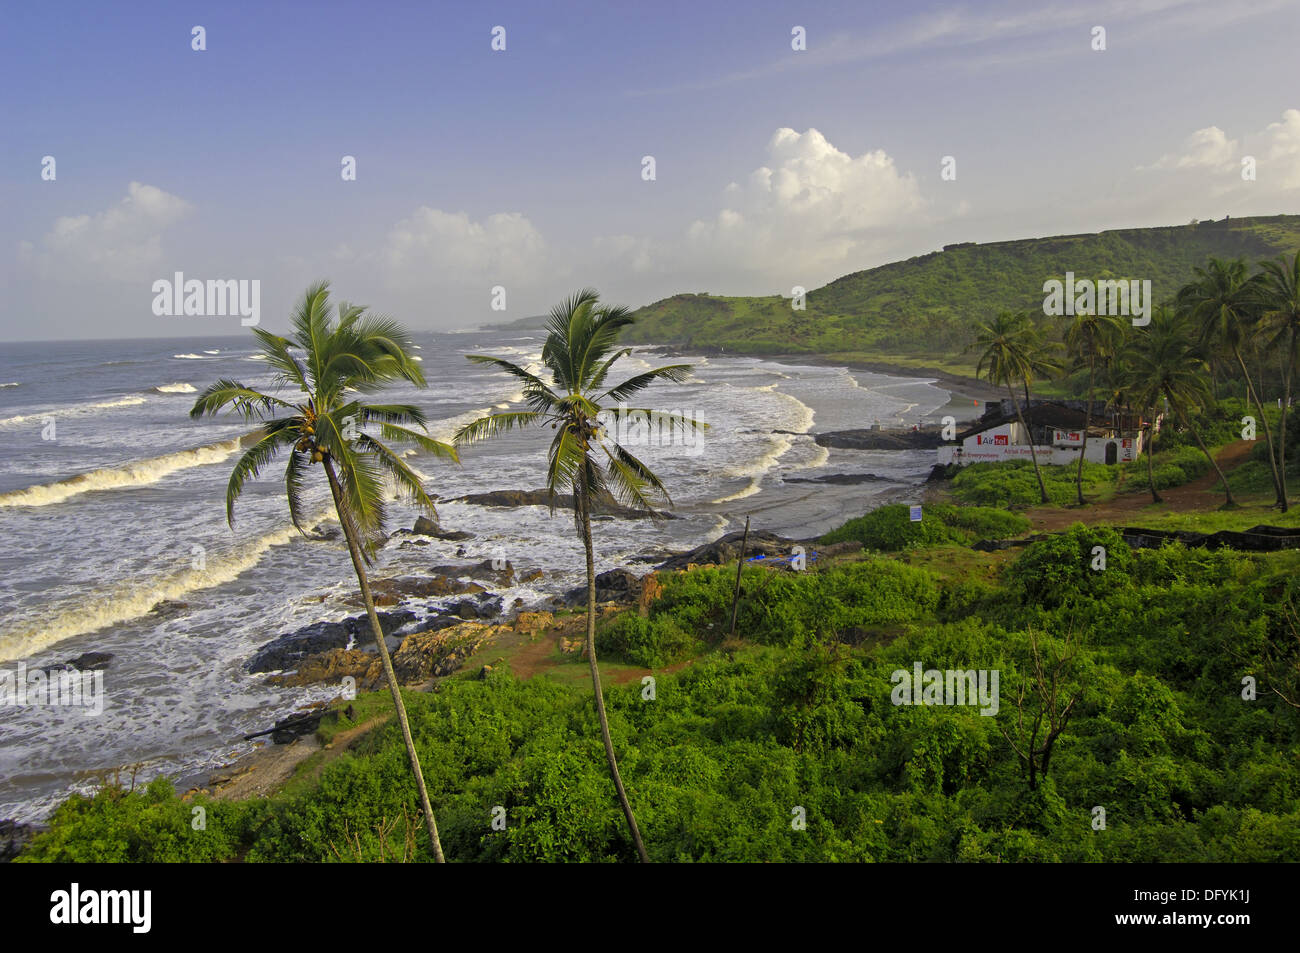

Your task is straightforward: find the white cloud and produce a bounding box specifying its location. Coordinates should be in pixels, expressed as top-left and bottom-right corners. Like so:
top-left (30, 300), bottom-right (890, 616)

top-left (1141, 125), bottom-right (1239, 171)
top-left (678, 128), bottom-right (928, 281)
top-left (20, 182), bottom-right (192, 281)
top-left (1262, 108), bottom-right (1300, 189)
top-left (356, 207), bottom-right (548, 287)
top-left (1138, 109), bottom-right (1300, 195)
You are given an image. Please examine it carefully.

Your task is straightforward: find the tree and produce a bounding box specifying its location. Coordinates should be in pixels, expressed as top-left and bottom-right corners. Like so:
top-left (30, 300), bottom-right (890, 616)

top-left (999, 627), bottom-right (1081, 790)
top-left (969, 311), bottom-right (1055, 504)
top-left (1067, 311), bottom-right (1124, 504)
top-left (1130, 309), bottom-right (1236, 506)
top-left (191, 281), bottom-right (457, 860)
top-left (1179, 258), bottom-right (1281, 504)
top-left (455, 288), bottom-right (703, 863)
top-left (1255, 251), bottom-right (1300, 512)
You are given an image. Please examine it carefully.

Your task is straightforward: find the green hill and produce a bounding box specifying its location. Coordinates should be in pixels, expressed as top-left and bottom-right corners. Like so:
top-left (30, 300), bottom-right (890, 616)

top-left (621, 214), bottom-right (1300, 369)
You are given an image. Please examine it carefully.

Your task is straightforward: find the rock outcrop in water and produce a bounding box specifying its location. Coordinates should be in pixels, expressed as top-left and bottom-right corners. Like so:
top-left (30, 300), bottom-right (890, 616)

top-left (448, 487), bottom-right (672, 519)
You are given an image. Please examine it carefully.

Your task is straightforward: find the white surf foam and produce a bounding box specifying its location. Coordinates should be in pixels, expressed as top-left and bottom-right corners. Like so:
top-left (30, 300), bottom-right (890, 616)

top-left (0, 396), bottom-right (148, 427)
top-left (0, 513), bottom-right (333, 661)
top-left (0, 436), bottom-right (246, 508)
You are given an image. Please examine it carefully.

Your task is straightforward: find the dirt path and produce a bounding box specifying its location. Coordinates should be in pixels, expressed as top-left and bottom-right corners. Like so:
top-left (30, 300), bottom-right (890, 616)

top-left (1025, 440), bottom-right (1260, 532)
top-left (206, 716), bottom-right (387, 801)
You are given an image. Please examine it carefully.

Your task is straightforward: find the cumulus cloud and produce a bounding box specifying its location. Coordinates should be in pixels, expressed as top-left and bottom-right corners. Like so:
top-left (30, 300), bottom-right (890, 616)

top-left (1137, 109), bottom-right (1300, 200)
top-left (19, 182), bottom-right (192, 281)
top-left (671, 128), bottom-right (928, 284)
top-left (359, 207), bottom-right (548, 289)
top-left (1262, 108), bottom-right (1300, 189)
top-left (1141, 125), bottom-right (1239, 171)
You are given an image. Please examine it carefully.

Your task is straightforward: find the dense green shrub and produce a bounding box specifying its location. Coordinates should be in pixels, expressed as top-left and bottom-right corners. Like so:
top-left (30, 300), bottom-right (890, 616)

top-left (821, 502), bottom-right (1029, 550)
top-left (597, 613), bottom-right (697, 667)
top-left (951, 462), bottom-right (1116, 507)
top-left (1006, 524), bottom-right (1134, 607)
top-left (18, 779), bottom-right (249, 863)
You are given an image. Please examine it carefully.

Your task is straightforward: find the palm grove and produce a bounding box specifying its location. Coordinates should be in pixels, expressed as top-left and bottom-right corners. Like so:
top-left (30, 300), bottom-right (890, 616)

top-left (190, 284), bottom-right (700, 863)
top-left (970, 251), bottom-right (1300, 510)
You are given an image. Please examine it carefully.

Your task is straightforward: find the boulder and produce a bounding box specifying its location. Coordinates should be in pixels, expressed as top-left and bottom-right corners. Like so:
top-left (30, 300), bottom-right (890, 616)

top-left (266, 648), bottom-right (374, 688)
top-left (513, 610), bottom-right (554, 633)
top-left (247, 610), bottom-right (417, 674)
top-left (0, 820), bottom-right (40, 862)
top-left (655, 530), bottom-right (797, 572)
top-left (64, 651), bottom-right (113, 671)
top-left (429, 560), bottom-right (515, 586)
top-left (448, 487), bottom-right (672, 519)
top-left (562, 568), bottom-right (647, 607)
top-left (369, 622), bottom-right (493, 686)
top-left (344, 574), bottom-right (485, 608)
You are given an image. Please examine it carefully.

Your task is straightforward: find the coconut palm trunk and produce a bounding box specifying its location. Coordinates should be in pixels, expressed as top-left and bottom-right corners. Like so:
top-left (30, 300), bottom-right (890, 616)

top-left (1075, 357), bottom-right (1095, 505)
top-left (1143, 412), bottom-right (1162, 504)
top-left (1281, 332), bottom-right (1294, 511)
top-left (576, 470), bottom-right (649, 863)
top-left (1231, 344), bottom-right (1283, 505)
top-left (323, 459), bottom-right (445, 862)
top-left (1009, 379), bottom-right (1049, 503)
top-left (1169, 391), bottom-right (1235, 506)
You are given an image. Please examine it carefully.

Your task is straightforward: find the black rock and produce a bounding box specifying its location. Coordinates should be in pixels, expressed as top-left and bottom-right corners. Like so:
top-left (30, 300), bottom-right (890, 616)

top-left (247, 610), bottom-right (417, 674)
top-left (0, 819), bottom-right (41, 862)
top-left (65, 651), bottom-right (113, 671)
top-left (655, 530), bottom-right (797, 572)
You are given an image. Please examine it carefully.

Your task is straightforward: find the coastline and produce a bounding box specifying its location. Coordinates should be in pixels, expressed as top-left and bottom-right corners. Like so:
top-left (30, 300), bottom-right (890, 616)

top-left (10, 348), bottom-right (977, 824)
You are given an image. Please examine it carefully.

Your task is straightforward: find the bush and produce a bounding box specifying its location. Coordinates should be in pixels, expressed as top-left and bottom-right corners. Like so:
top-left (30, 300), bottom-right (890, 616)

top-left (821, 503), bottom-right (1029, 550)
top-left (597, 613), bottom-right (697, 667)
top-left (951, 462), bottom-right (1116, 507)
top-left (17, 778), bottom-right (249, 863)
top-left (1006, 524), bottom-right (1134, 608)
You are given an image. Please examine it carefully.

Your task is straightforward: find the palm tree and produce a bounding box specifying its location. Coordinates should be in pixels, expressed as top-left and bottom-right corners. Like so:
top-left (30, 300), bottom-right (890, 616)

top-left (455, 289), bottom-right (703, 863)
top-left (1255, 251), bottom-right (1300, 512)
top-left (1178, 258), bottom-right (1280, 504)
top-left (1066, 311), bottom-right (1124, 504)
top-left (191, 281), bottom-right (457, 861)
top-left (969, 311), bottom-right (1053, 504)
top-left (1130, 309), bottom-right (1236, 507)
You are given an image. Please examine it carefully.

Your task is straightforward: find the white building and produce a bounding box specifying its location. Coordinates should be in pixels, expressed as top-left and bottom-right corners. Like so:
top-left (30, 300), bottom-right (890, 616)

top-left (937, 401), bottom-right (1154, 467)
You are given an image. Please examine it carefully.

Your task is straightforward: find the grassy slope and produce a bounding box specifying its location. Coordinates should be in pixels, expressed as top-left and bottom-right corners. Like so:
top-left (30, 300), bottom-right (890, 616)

top-left (621, 214), bottom-right (1300, 375)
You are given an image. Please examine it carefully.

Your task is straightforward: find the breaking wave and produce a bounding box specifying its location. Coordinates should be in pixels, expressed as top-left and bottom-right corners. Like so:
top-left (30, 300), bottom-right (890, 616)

top-left (0, 435), bottom-right (254, 508)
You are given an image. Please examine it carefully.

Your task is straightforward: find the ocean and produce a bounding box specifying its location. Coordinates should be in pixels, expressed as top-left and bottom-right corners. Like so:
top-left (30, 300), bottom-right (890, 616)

top-left (0, 329), bottom-right (953, 822)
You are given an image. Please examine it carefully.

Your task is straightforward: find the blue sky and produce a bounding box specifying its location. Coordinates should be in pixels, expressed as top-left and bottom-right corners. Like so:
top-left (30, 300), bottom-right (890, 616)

top-left (2, 0), bottom-right (1299, 340)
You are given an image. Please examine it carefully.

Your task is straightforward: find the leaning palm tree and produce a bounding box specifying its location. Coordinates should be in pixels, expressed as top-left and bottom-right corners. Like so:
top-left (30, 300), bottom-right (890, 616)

top-left (191, 281), bottom-right (457, 861)
top-left (969, 311), bottom-right (1052, 503)
top-left (1066, 311), bottom-right (1124, 505)
top-left (455, 288), bottom-right (703, 863)
top-left (1255, 251), bottom-right (1300, 512)
top-left (1178, 258), bottom-right (1280, 504)
top-left (1130, 309), bottom-right (1236, 507)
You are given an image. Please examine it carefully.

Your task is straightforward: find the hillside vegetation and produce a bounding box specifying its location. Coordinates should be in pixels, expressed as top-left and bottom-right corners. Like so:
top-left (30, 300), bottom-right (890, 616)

top-left (620, 215), bottom-right (1300, 363)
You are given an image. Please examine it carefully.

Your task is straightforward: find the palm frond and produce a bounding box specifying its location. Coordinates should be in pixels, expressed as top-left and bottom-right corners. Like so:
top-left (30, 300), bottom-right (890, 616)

top-left (190, 380), bottom-right (293, 420)
top-left (454, 411), bottom-right (542, 445)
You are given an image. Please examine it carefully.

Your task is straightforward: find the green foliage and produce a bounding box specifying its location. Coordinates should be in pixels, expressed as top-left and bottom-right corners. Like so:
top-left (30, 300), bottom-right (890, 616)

top-left (821, 503), bottom-right (1030, 550)
top-left (22, 537), bottom-right (1300, 864)
top-left (951, 461), bottom-right (1116, 506)
top-left (597, 613), bottom-right (698, 668)
top-left (17, 778), bottom-right (249, 863)
top-left (620, 216), bottom-right (1300, 360)
top-left (1007, 524), bottom-right (1134, 607)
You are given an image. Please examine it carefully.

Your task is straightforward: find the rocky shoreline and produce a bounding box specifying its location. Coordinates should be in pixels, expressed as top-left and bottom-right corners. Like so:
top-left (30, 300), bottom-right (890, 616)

top-left (166, 516), bottom-right (867, 805)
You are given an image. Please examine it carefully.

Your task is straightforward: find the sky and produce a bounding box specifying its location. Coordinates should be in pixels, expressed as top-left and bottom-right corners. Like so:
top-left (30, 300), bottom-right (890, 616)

top-left (2, 0), bottom-right (1298, 341)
